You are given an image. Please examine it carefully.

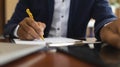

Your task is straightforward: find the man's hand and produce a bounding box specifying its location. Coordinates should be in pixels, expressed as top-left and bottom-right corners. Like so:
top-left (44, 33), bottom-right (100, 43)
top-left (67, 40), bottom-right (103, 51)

top-left (100, 18), bottom-right (120, 49)
top-left (17, 17), bottom-right (46, 40)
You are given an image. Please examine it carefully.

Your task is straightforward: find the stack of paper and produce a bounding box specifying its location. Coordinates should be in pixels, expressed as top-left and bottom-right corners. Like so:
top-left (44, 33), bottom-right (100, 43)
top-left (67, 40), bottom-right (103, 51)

top-left (13, 37), bottom-right (82, 47)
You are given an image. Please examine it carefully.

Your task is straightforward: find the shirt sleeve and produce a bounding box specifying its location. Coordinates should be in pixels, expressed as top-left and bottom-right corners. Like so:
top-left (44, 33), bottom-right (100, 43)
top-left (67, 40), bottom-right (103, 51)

top-left (14, 25), bottom-right (20, 37)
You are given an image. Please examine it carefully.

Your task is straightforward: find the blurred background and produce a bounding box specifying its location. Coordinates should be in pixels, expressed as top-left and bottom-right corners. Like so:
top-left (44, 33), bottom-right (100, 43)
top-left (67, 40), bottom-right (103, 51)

top-left (0, 0), bottom-right (120, 39)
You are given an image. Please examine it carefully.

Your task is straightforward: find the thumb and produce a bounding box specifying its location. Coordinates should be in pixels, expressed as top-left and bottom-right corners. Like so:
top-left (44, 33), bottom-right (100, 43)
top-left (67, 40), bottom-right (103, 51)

top-left (37, 22), bottom-right (46, 35)
top-left (38, 22), bottom-right (46, 30)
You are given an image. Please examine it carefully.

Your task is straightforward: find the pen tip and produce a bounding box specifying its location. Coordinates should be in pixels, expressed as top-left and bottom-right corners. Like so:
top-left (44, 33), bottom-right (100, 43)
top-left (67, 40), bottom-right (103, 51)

top-left (40, 36), bottom-right (44, 41)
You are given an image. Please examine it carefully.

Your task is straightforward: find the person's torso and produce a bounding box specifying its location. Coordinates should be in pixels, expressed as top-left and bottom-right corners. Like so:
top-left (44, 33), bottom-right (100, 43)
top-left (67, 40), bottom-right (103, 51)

top-left (27, 0), bottom-right (96, 39)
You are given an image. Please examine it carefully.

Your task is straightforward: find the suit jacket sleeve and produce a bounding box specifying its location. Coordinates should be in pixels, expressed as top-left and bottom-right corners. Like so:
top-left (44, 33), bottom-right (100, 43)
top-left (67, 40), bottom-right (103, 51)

top-left (91, 0), bottom-right (117, 40)
top-left (4, 0), bottom-right (29, 38)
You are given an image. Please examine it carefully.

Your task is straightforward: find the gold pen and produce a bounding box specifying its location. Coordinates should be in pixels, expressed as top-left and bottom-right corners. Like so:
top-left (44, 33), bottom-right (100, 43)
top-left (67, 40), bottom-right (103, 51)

top-left (26, 8), bottom-right (44, 40)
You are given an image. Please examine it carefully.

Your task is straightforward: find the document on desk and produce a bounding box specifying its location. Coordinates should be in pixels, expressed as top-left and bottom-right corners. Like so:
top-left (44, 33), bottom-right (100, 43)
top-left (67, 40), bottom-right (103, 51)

top-left (13, 37), bottom-right (82, 47)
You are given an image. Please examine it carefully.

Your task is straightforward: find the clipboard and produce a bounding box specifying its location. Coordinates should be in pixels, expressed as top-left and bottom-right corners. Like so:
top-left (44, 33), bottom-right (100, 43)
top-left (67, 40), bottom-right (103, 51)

top-left (57, 45), bottom-right (108, 67)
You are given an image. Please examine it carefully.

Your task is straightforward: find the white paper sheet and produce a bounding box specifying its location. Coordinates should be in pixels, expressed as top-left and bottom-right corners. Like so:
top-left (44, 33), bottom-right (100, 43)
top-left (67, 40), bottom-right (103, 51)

top-left (13, 37), bottom-right (82, 47)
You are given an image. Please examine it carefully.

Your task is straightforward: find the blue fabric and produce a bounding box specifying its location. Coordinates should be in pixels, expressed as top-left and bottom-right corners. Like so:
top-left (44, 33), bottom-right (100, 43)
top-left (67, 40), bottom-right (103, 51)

top-left (4, 0), bottom-right (117, 40)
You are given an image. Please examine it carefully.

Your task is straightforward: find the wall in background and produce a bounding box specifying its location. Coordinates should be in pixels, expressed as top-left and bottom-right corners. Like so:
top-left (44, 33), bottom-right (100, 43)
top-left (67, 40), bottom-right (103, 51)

top-left (5, 0), bottom-right (18, 23)
top-left (0, 0), bottom-right (5, 35)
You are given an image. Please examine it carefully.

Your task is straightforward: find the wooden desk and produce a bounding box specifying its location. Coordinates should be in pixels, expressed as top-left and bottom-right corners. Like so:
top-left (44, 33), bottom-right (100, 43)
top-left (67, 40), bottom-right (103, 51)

top-left (0, 38), bottom-right (96, 67)
top-left (0, 38), bottom-right (120, 67)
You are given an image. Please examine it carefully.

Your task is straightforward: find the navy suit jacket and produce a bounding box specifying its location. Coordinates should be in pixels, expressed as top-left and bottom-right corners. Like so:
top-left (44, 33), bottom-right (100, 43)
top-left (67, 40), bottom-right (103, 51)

top-left (4, 0), bottom-right (116, 40)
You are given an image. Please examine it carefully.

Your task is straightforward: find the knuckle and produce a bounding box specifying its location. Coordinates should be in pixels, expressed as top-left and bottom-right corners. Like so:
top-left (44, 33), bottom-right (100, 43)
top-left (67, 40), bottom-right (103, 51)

top-left (42, 23), bottom-right (46, 28)
top-left (24, 17), bottom-right (29, 20)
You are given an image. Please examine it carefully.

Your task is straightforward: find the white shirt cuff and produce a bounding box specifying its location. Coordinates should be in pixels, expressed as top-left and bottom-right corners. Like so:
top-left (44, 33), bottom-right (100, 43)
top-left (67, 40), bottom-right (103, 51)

top-left (14, 25), bottom-right (19, 37)
top-left (104, 22), bottom-right (112, 27)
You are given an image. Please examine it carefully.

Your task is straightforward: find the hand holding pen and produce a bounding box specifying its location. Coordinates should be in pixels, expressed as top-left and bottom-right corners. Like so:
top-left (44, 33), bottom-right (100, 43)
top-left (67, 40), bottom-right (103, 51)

top-left (17, 8), bottom-right (46, 40)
